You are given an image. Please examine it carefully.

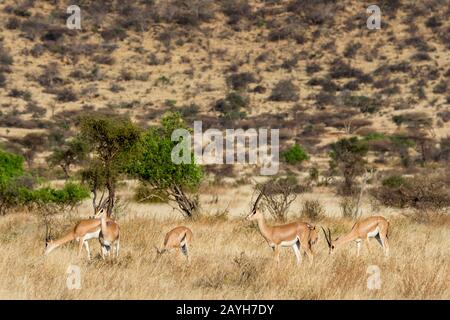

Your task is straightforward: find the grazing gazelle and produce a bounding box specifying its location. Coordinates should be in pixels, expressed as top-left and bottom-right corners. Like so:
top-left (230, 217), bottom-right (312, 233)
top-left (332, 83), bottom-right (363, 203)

top-left (321, 215), bottom-right (390, 257)
top-left (44, 219), bottom-right (101, 260)
top-left (155, 226), bottom-right (193, 261)
top-left (246, 192), bottom-right (319, 265)
top-left (94, 208), bottom-right (120, 259)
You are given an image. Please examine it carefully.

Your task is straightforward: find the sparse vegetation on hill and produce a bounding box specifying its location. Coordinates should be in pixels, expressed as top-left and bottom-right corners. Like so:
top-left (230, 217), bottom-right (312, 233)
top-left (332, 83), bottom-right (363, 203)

top-left (0, 0), bottom-right (448, 301)
top-left (0, 0), bottom-right (447, 173)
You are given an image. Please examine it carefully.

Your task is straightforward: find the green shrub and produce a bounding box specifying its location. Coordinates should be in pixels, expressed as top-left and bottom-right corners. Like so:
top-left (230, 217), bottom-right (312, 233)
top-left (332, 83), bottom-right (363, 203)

top-left (382, 175), bottom-right (406, 188)
top-left (282, 144), bottom-right (309, 165)
top-left (0, 149), bottom-right (24, 187)
top-left (1, 148), bottom-right (89, 214)
top-left (19, 182), bottom-right (90, 208)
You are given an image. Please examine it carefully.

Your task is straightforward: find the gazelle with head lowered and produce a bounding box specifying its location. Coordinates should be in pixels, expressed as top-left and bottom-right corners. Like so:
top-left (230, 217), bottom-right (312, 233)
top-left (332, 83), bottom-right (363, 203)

top-left (155, 226), bottom-right (193, 261)
top-left (246, 192), bottom-right (319, 265)
top-left (94, 208), bottom-right (120, 259)
top-left (44, 218), bottom-right (101, 260)
top-left (322, 215), bottom-right (390, 257)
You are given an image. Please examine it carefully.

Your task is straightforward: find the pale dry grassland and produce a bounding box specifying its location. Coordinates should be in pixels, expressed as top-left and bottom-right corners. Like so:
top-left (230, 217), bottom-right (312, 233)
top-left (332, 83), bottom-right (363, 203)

top-left (0, 203), bottom-right (448, 300)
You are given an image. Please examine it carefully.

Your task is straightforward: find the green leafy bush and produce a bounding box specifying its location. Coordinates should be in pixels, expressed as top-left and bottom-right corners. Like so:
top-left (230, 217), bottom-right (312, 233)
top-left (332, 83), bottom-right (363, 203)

top-left (19, 182), bottom-right (89, 208)
top-left (382, 175), bottom-right (406, 188)
top-left (0, 149), bottom-right (24, 186)
top-left (282, 144), bottom-right (309, 165)
top-left (1, 149), bottom-right (89, 214)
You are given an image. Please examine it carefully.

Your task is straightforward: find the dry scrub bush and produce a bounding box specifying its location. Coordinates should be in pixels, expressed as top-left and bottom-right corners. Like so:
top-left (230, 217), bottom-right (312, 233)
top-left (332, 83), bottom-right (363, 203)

top-left (255, 176), bottom-right (301, 221)
top-left (269, 80), bottom-right (299, 102)
top-left (339, 197), bottom-right (358, 219)
top-left (301, 200), bottom-right (324, 221)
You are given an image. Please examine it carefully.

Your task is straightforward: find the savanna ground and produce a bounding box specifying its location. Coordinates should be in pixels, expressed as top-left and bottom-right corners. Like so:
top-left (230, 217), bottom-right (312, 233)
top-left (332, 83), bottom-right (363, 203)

top-left (0, 185), bottom-right (448, 300)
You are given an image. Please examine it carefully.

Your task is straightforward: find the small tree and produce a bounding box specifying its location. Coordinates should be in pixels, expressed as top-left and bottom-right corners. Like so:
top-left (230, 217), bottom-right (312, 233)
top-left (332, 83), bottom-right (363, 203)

top-left (81, 160), bottom-right (107, 215)
top-left (20, 133), bottom-right (47, 168)
top-left (80, 114), bottom-right (141, 216)
top-left (390, 135), bottom-right (415, 167)
top-left (47, 136), bottom-right (88, 179)
top-left (133, 112), bottom-right (202, 218)
top-left (330, 137), bottom-right (368, 195)
top-left (255, 176), bottom-right (300, 221)
top-left (392, 113), bottom-right (435, 165)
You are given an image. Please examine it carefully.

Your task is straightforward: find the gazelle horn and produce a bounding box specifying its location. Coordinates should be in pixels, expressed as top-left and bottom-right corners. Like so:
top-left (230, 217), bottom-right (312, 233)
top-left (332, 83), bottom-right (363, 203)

top-left (321, 226), bottom-right (332, 248)
top-left (252, 188), bottom-right (265, 213)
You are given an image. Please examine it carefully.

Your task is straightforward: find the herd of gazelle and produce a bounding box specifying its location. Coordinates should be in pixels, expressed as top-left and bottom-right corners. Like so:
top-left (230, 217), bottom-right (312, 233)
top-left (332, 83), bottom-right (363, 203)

top-left (44, 191), bottom-right (390, 263)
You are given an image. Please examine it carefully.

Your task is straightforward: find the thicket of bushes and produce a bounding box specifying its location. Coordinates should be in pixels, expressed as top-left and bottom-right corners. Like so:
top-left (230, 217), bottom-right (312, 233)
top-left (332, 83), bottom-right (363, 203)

top-left (372, 174), bottom-right (450, 210)
top-left (0, 148), bottom-right (89, 215)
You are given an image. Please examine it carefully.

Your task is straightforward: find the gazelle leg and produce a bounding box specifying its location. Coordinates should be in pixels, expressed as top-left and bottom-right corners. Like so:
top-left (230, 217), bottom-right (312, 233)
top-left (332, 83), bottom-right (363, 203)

top-left (180, 242), bottom-right (188, 257)
top-left (292, 242), bottom-right (302, 265)
top-left (84, 241), bottom-right (91, 260)
top-left (301, 243), bottom-right (314, 264)
top-left (379, 232), bottom-right (390, 257)
top-left (101, 245), bottom-right (106, 260)
top-left (115, 240), bottom-right (120, 258)
top-left (365, 237), bottom-right (372, 255)
top-left (374, 234), bottom-right (383, 246)
top-left (383, 238), bottom-right (390, 257)
top-left (273, 245), bottom-right (280, 265)
top-left (356, 240), bottom-right (362, 256)
top-left (181, 243), bottom-right (190, 262)
top-left (78, 239), bottom-right (84, 257)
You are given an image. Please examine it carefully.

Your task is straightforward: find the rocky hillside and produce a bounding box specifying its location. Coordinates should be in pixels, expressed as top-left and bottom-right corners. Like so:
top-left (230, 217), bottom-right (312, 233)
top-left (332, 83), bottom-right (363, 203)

top-left (0, 0), bottom-right (449, 175)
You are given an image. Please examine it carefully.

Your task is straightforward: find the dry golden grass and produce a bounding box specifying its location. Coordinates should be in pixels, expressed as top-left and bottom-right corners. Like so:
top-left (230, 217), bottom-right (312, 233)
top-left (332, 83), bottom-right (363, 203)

top-left (0, 208), bottom-right (448, 300)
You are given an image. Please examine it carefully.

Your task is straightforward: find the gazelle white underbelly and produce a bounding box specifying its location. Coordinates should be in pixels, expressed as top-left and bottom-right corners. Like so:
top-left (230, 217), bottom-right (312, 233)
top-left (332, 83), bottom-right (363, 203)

top-left (280, 237), bottom-right (299, 247)
top-left (367, 227), bottom-right (380, 238)
top-left (84, 230), bottom-right (101, 241)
